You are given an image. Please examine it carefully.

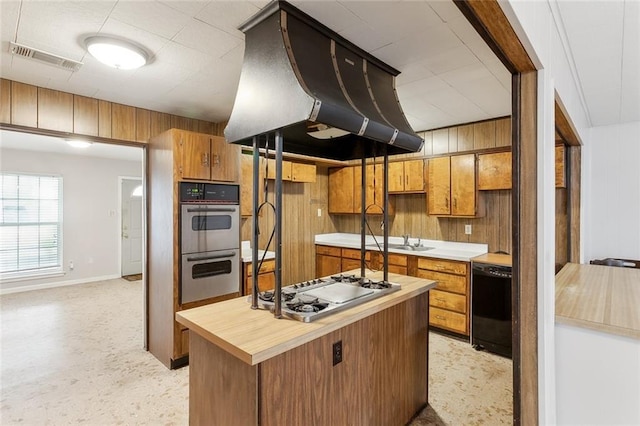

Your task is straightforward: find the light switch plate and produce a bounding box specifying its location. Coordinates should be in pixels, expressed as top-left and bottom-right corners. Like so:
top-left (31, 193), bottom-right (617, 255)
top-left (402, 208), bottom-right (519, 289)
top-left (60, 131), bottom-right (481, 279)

top-left (465, 224), bottom-right (472, 235)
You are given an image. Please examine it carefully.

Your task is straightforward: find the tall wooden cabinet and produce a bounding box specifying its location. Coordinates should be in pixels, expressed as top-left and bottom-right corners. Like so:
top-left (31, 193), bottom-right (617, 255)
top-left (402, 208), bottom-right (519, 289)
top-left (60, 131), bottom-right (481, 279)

top-left (427, 154), bottom-right (483, 217)
top-left (148, 128), bottom-right (240, 369)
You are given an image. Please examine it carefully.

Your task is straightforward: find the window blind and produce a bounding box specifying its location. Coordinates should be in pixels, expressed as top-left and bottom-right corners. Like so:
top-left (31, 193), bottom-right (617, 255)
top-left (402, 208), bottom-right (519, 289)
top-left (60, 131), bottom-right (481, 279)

top-left (0, 173), bottom-right (62, 274)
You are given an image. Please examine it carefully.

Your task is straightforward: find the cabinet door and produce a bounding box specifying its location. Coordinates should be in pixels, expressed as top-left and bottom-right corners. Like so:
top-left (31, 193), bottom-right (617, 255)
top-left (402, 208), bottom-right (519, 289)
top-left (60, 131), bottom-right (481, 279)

top-left (427, 157), bottom-right (451, 215)
top-left (240, 154), bottom-right (265, 217)
top-left (180, 132), bottom-right (211, 180)
top-left (211, 135), bottom-right (239, 182)
top-left (364, 164), bottom-right (385, 215)
top-left (450, 154), bottom-right (476, 216)
top-left (404, 159), bottom-right (426, 192)
top-left (316, 254), bottom-right (341, 277)
top-left (291, 163), bottom-right (316, 182)
top-left (328, 167), bottom-right (355, 214)
top-left (266, 159), bottom-right (292, 180)
top-left (388, 162), bottom-right (405, 193)
top-left (478, 151), bottom-right (512, 190)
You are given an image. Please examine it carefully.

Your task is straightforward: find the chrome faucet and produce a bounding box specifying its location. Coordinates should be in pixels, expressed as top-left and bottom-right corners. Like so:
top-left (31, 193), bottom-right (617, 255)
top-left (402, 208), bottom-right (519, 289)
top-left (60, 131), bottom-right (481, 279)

top-left (402, 234), bottom-right (410, 246)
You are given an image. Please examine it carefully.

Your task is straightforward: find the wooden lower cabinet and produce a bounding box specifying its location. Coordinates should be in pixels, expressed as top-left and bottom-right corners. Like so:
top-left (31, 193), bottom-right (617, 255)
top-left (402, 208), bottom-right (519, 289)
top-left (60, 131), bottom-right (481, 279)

top-left (243, 259), bottom-right (276, 295)
top-left (316, 245), bottom-right (342, 277)
top-left (416, 257), bottom-right (470, 336)
top-left (188, 293), bottom-right (428, 425)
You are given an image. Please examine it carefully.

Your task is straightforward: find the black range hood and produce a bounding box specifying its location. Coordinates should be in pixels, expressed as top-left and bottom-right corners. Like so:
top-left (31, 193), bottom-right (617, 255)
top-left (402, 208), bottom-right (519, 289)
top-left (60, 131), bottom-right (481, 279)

top-left (224, 0), bottom-right (423, 160)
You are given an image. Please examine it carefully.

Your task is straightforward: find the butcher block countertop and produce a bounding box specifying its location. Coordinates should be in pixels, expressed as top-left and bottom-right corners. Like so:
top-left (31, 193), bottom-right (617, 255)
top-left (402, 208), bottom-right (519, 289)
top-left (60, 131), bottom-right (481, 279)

top-left (555, 263), bottom-right (640, 339)
top-left (472, 253), bottom-right (512, 266)
top-left (176, 271), bottom-right (436, 366)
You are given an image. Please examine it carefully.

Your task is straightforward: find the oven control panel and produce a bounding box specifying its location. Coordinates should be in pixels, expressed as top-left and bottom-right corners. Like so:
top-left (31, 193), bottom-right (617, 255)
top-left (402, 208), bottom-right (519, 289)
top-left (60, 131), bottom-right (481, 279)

top-left (180, 182), bottom-right (239, 204)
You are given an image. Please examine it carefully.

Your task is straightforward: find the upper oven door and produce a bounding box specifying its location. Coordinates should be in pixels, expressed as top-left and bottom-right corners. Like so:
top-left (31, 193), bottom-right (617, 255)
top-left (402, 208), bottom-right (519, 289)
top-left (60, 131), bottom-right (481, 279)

top-left (181, 204), bottom-right (240, 254)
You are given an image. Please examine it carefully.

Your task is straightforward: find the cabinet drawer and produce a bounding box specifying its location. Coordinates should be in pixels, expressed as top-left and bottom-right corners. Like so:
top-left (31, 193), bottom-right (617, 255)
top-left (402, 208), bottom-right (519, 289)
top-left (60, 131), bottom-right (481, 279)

top-left (316, 245), bottom-right (341, 257)
top-left (374, 252), bottom-right (407, 267)
top-left (245, 259), bottom-right (275, 277)
top-left (430, 307), bottom-right (467, 334)
top-left (417, 258), bottom-right (467, 275)
top-left (341, 248), bottom-right (370, 261)
top-left (416, 269), bottom-right (467, 294)
top-left (387, 264), bottom-right (407, 275)
top-left (429, 289), bottom-right (466, 313)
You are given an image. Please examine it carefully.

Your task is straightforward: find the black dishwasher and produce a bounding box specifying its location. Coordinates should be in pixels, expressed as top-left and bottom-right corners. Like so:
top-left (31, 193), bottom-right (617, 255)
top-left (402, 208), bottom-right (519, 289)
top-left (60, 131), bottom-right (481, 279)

top-left (471, 262), bottom-right (512, 358)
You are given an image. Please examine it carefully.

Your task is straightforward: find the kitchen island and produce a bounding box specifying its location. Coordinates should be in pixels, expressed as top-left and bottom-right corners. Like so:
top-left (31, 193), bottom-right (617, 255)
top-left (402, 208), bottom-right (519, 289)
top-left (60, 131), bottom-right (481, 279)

top-left (555, 263), bottom-right (640, 425)
top-left (176, 271), bottom-right (436, 425)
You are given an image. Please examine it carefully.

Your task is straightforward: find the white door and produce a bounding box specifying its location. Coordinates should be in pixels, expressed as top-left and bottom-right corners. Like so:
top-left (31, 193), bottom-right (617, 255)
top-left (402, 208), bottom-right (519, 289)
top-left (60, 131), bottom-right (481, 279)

top-left (121, 178), bottom-right (143, 276)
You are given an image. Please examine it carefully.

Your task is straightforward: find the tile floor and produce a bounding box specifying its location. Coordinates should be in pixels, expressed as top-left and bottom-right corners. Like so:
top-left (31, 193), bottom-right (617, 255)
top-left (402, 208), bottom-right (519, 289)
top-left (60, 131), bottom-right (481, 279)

top-left (1, 278), bottom-right (512, 425)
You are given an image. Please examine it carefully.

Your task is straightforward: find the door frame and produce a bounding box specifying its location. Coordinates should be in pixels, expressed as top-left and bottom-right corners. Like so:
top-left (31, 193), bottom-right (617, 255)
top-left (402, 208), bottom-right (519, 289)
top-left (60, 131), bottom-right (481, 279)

top-left (118, 176), bottom-right (144, 277)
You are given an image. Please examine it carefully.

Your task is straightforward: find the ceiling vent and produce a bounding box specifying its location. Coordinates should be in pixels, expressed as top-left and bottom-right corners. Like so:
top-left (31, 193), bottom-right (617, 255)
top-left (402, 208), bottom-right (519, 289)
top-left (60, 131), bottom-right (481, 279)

top-left (9, 42), bottom-right (83, 72)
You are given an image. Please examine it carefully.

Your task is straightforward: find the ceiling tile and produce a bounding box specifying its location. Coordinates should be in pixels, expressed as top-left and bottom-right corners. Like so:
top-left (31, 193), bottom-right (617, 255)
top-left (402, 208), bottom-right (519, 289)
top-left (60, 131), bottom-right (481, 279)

top-left (419, 45), bottom-right (480, 75)
top-left (195, 2), bottom-right (262, 37)
top-left (0, 1), bottom-right (19, 42)
top-left (397, 76), bottom-right (451, 99)
top-left (155, 40), bottom-right (215, 72)
top-left (172, 18), bottom-right (242, 59)
top-left (340, 1), bottom-right (442, 32)
top-left (293, 2), bottom-right (361, 33)
top-left (396, 63), bottom-right (435, 86)
top-left (428, 1), bottom-right (462, 23)
top-left (159, 1), bottom-right (210, 17)
top-left (439, 63), bottom-right (493, 89)
top-left (110, 1), bottom-right (192, 40)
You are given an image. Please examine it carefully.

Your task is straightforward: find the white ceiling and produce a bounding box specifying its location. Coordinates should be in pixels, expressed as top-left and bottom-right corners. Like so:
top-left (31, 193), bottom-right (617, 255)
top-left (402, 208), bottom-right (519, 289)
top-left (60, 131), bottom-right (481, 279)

top-left (555, 0), bottom-right (639, 127)
top-left (0, 0), bottom-right (512, 135)
top-left (0, 0), bottom-right (636, 163)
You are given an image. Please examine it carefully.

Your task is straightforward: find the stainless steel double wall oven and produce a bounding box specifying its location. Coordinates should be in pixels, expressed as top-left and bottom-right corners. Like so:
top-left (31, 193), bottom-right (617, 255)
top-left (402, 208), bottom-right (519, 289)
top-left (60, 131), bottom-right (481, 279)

top-left (179, 182), bottom-right (240, 304)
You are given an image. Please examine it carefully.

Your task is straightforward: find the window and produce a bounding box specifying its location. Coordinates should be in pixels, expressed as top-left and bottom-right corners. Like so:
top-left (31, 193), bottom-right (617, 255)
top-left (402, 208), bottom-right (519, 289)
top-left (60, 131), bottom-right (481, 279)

top-left (0, 173), bottom-right (62, 276)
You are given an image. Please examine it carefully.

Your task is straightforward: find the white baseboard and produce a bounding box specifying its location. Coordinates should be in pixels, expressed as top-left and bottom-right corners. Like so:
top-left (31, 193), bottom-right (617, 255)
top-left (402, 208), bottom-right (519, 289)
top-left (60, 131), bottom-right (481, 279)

top-left (0, 274), bottom-right (122, 295)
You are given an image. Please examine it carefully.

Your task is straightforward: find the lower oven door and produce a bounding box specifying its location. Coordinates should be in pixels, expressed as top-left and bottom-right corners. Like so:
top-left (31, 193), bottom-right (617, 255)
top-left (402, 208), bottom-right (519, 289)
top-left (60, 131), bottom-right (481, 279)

top-left (181, 249), bottom-right (240, 304)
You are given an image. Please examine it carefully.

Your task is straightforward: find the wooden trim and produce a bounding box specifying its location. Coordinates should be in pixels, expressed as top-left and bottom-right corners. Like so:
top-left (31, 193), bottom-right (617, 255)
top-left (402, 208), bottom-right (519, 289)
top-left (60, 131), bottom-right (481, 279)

top-left (568, 146), bottom-right (581, 263)
top-left (555, 94), bottom-right (583, 146)
top-left (453, 1), bottom-right (536, 74)
top-left (0, 78), bottom-right (11, 123)
top-left (512, 71), bottom-right (538, 425)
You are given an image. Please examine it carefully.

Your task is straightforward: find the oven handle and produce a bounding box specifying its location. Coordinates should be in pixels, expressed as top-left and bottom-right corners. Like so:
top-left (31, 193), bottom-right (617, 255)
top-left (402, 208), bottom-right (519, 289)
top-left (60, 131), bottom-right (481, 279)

top-left (185, 207), bottom-right (237, 213)
top-left (186, 252), bottom-right (237, 262)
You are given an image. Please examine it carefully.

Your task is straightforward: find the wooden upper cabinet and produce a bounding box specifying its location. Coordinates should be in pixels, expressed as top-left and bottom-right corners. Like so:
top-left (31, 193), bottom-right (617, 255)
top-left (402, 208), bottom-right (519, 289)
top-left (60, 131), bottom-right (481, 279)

top-left (178, 132), bottom-right (211, 180)
top-left (11, 81), bottom-right (37, 127)
top-left (111, 103), bottom-right (136, 141)
top-left (428, 154), bottom-right (481, 217)
top-left (266, 159), bottom-right (292, 181)
top-left (291, 163), bottom-right (316, 183)
top-left (37, 88), bottom-right (73, 132)
top-left (135, 108), bottom-right (151, 142)
top-left (404, 159), bottom-right (426, 192)
top-left (555, 144), bottom-right (566, 188)
top-left (388, 162), bottom-right (405, 193)
top-left (478, 151), bottom-right (512, 190)
top-left (98, 100), bottom-right (112, 138)
top-left (73, 95), bottom-right (99, 136)
top-left (450, 154), bottom-right (476, 216)
top-left (355, 164), bottom-right (394, 215)
top-left (427, 157), bottom-right (451, 215)
top-left (211, 136), bottom-right (239, 182)
top-left (240, 154), bottom-right (264, 217)
top-left (328, 167), bottom-right (355, 214)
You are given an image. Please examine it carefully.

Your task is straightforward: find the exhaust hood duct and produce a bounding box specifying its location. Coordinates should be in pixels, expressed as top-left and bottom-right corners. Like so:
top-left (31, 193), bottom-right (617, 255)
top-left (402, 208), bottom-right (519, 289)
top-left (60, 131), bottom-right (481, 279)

top-left (224, 0), bottom-right (423, 160)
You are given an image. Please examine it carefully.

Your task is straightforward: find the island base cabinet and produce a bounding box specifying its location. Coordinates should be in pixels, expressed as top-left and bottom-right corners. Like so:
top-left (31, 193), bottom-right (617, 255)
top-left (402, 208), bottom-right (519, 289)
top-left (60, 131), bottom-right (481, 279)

top-left (187, 294), bottom-right (429, 426)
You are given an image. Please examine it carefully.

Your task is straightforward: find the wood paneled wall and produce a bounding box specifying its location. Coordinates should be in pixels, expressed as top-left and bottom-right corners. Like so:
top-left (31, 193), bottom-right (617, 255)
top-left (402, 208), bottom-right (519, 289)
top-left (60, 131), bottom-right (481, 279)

top-left (0, 78), bottom-right (224, 142)
top-left (240, 166), bottom-right (338, 285)
top-left (335, 117), bottom-right (513, 254)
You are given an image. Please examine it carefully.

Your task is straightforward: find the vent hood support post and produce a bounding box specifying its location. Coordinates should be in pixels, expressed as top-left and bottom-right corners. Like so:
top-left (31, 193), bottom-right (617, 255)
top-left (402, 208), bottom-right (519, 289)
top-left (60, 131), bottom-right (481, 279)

top-left (383, 145), bottom-right (389, 283)
top-left (360, 154), bottom-right (366, 278)
top-left (250, 135), bottom-right (260, 310)
top-left (274, 130), bottom-right (284, 319)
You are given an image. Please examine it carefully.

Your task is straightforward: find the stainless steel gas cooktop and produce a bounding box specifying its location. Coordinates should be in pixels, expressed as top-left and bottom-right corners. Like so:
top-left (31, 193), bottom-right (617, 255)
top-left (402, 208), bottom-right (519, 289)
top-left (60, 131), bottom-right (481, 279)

top-left (250, 274), bottom-right (401, 322)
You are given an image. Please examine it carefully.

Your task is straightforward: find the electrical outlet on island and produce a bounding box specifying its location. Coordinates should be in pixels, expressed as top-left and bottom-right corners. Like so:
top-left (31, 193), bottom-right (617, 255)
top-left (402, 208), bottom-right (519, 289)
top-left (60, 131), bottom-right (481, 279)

top-left (465, 224), bottom-right (472, 235)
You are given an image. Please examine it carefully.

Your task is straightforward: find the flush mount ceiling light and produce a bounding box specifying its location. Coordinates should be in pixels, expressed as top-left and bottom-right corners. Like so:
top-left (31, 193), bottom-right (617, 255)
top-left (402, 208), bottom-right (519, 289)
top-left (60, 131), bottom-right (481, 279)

top-left (66, 139), bottom-right (92, 148)
top-left (85, 36), bottom-right (148, 70)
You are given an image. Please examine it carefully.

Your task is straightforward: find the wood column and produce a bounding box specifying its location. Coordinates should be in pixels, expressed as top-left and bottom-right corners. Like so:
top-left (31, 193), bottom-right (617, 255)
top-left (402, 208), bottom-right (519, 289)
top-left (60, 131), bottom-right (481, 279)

top-left (512, 71), bottom-right (538, 425)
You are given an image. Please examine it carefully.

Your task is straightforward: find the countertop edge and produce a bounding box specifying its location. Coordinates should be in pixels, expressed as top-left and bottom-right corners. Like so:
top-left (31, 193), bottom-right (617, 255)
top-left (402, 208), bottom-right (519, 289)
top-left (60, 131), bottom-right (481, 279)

top-left (315, 241), bottom-right (486, 262)
top-left (556, 315), bottom-right (640, 340)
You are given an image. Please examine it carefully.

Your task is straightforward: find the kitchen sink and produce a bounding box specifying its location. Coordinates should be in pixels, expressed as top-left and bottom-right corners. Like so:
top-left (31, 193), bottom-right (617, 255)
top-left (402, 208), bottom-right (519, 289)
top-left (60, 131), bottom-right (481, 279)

top-left (366, 243), bottom-right (434, 252)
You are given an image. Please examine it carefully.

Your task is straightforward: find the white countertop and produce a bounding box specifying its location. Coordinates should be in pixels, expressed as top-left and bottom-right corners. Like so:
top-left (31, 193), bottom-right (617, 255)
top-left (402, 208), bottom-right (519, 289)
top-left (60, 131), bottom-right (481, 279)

top-left (241, 241), bottom-right (275, 263)
top-left (314, 233), bottom-right (487, 262)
